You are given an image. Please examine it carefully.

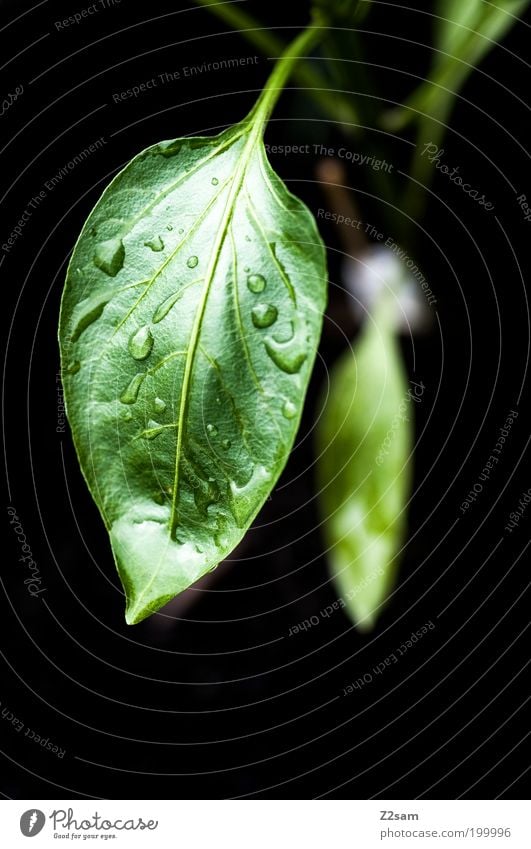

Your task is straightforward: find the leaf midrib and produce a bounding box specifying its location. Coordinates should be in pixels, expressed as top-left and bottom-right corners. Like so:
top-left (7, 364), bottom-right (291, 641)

top-left (168, 122), bottom-right (264, 539)
top-left (129, 126), bottom-right (264, 617)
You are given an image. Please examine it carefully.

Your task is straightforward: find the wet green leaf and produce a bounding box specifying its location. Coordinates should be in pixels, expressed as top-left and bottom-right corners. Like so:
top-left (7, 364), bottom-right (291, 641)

top-left (59, 116), bottom-right (326, 624)
top-left (316, 304), bottom-right (413, 631)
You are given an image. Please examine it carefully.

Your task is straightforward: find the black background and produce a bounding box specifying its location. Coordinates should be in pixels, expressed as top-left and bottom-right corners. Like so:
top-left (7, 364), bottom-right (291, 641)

top-left (1, 0), bottom-right (530, 799)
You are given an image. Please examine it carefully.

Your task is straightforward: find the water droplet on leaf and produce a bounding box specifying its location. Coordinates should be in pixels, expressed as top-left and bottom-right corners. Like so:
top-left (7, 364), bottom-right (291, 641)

top-left (265, 314), bottom-right (308, 374)
top-left (154, 397), bottom-right (166, 414)
top-left (247, 273), bottom-right (266, 293)
top-left (230, 465), bottom-right (271, 527)
top-left (187, 255), bottom-right (199, 268)
top-left (120, 372), bottom-right (145, 404)
top-left (144, 235), bottom-right (164, 252)
top-left (152, 290), bottom-right (181, 323)
top-left (93, 237), bottom-right (124, 277)
top-left (206, 423), bottom-right (218, 436)
top-left (211, 177), bottom-right (219, 185)
top-left (282, 399), bottom-right (297, 419)
top-left (222, 439), bottom-right (231, 450)
top-left (157, 140), bottom-right (181, 157)
top-left (141, 419), bottom-right (164, 440)
top-left (128, 325), bottom-right (154, 360)
top-left (251, 303), bottom-right (277, 328)
top-left (70, 290), bottom-right (112, 342)
top-left (266, 345), bottom-right (306, 374)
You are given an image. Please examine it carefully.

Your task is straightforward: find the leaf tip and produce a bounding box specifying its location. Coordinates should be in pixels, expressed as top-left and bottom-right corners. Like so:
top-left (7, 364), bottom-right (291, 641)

top-left (353, 608), bottom-right (378, 634)
top-left (110, 506), bottom-right (215, 625)
top-left (124, 599), bottom-right (154, 626)
top-left (123, 578), bottom-right (180, 625)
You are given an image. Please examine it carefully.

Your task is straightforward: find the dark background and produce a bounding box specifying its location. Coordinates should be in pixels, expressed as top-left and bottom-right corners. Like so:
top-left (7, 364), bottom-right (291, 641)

top-left (1, 0), bottom-right (530, 799)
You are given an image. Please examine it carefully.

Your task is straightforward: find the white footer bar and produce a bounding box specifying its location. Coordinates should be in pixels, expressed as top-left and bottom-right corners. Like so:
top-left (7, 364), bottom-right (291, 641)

top-left (1, 800), bottom-right (529, 848)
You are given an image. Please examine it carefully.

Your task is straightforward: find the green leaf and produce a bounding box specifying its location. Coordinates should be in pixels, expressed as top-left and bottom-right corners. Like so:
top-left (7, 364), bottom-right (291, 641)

top-left (384, 0), bottom-right (530, 132)
top-left (316, 304), bottom-right (413, 631)
top-left (59, 109), bottom-right (327, 624)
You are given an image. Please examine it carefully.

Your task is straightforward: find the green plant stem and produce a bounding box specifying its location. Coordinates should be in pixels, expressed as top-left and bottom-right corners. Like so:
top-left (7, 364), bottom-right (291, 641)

top-left (193, 0), bottom-right (291, 55)
top-left (192, 0), bottom-right (359, 132)
top-left (250, 22), bottom-right (324, 132)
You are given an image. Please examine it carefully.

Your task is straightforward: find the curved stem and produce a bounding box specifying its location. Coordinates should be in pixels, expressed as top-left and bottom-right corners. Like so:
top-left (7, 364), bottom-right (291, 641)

top-left (192, 0), bottom-right (359, 133)
top-left (251, 22), bottom-right (325, 134)
top-left (193, 0), bottom-right (298, 56)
